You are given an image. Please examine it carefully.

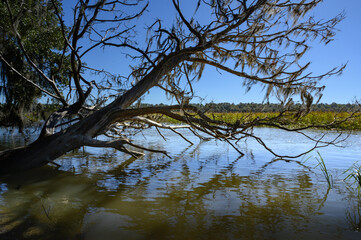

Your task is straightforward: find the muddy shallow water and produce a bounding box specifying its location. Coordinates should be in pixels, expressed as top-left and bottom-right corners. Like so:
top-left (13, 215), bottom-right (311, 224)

top-left (0, 127), bottom-right (361, 239)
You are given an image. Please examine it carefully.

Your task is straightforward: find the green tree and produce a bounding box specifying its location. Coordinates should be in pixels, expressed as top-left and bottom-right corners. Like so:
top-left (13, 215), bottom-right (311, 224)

top-left (0, 0), bottom-right (69, 132)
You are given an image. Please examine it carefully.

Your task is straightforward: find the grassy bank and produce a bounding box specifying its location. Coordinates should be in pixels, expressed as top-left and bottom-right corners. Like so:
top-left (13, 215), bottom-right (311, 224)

top-left (154, 112), bottom-right (361, 131)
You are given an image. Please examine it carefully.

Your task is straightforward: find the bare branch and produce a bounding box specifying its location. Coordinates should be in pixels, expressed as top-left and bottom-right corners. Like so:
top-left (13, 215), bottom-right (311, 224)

top-left (131, 116), bottom-right (194, 145)
top-left (172, 0), bottom-right (204, 45)
top-left (0, 54), bottom-right (64, 101)
top-left (82, 137), bottom-right (144, 158)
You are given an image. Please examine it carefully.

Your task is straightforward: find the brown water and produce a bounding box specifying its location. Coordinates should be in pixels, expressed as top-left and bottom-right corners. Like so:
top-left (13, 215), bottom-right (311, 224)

top-left (0, 128), bottom-right (361, 239)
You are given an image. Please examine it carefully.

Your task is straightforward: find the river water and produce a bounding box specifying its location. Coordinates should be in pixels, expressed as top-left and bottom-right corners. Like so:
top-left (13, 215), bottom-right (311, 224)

top-left (0, 127), bottom-right (361, 239)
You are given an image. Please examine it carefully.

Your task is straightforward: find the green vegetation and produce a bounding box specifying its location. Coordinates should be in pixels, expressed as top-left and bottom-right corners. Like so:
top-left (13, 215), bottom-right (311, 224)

top-left (315, 152), bottom-right (333, 189)
top-left (137, 102), bottom-right (361, 130)
top-left (344, 162), bottom-right (361, 193)
top-left (140, 102), bottom-right (360, 113)
top-left (0, 103), bottom-right (61, 127)
top-left (0, 0), bottom-right (69, 131)
top-left (152, 111), bottom-right (361, 131)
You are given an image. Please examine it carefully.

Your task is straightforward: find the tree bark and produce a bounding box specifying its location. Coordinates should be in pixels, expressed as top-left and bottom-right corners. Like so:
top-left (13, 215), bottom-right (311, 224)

top-left (0, 52), bottom-right (189, 175)
top-left (0, 132), bottom-right (81, 174)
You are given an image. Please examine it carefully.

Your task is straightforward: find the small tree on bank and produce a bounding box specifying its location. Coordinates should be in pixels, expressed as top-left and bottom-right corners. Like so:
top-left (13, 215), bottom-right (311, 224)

top-left (0, 0), bottom-right (349, 174)
top-left (0, 0), bottom-right (68, 132)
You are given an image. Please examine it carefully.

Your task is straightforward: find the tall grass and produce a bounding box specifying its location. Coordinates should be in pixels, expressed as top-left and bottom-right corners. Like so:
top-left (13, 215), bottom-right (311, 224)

top-left (344, 162), bottom-right (361, 194)
top-left (315, 152), bottom-right (333, 189)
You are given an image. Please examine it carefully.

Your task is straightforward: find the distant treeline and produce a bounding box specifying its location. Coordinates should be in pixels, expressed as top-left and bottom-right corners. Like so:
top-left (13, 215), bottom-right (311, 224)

top-left (0, 102), bottom-right (358, 127)
top-left (138, 102), bottom-right (359, 113)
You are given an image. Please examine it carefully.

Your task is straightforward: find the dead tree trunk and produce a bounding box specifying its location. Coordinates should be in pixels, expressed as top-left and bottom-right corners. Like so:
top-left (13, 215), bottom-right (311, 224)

top-left (0, 0), bottom-right (348, 176)
top-left (0, 53), bottom-right (189, 175)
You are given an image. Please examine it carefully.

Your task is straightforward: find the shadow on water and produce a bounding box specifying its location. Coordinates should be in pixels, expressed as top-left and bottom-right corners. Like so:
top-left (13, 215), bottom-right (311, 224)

top-left (0, 128), bottom-right (361, 239)
top-left (0, 167), bottom-right (98, 239)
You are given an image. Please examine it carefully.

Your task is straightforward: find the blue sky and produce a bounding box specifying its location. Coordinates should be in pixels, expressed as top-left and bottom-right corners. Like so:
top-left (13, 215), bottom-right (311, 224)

top-left (63, 0), bottom-right (361, 104)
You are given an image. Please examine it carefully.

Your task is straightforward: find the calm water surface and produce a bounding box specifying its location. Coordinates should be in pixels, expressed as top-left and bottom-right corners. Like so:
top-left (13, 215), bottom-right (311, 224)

top-left (0, 127), bottom-right (361, 239)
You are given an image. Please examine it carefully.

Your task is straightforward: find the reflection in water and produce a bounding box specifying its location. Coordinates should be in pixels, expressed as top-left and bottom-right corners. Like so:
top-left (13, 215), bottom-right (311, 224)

top-left (345, 190), bottom-right (361, 232)
top-left (0, 128), bottom-right (361, 239)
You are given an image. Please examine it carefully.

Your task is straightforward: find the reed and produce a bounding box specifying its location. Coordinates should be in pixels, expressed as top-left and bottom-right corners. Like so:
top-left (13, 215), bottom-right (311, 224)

top-left (315, 152), bottom-right (333, 189)
top-left (344, 162), bottom-right (361, 193)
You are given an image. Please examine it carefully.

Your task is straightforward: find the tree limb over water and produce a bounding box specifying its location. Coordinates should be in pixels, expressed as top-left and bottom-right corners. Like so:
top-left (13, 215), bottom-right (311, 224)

top-left (0, 0), bottom-right (356, 175)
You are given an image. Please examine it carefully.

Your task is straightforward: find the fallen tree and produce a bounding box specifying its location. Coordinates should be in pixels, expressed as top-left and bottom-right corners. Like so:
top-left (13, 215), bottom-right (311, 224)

top-left (0, 0), bottom-right (349, 174)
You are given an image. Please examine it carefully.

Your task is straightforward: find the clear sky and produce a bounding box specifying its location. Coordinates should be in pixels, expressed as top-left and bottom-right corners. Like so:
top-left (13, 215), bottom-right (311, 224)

top-left (63, 0), bottom-right (361, 104)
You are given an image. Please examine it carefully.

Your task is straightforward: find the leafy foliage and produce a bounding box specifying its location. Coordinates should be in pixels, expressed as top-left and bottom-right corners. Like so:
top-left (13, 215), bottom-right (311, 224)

top-left (0, 0), bottom-right (69, 131)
